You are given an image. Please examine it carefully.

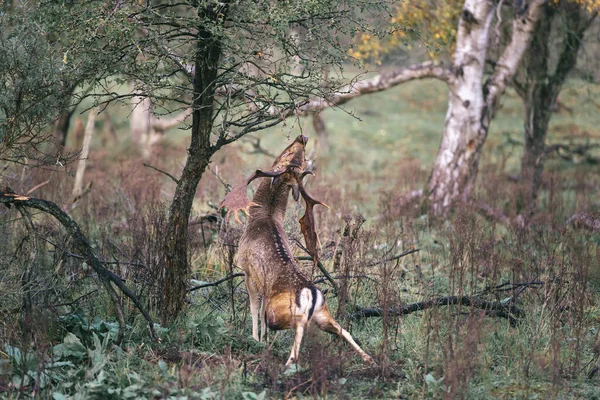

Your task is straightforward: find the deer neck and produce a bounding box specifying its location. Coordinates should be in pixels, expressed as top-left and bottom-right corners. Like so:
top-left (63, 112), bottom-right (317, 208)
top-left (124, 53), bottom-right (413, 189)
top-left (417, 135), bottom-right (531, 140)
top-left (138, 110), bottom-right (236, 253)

top-left (248, 179), bottom-right (291, 225)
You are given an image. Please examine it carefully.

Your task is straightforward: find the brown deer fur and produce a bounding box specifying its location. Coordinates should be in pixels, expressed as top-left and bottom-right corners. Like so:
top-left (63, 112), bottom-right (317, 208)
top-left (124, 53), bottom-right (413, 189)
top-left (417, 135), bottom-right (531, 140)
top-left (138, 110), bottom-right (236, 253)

top-left (220, 135), bottom-right (373, 366)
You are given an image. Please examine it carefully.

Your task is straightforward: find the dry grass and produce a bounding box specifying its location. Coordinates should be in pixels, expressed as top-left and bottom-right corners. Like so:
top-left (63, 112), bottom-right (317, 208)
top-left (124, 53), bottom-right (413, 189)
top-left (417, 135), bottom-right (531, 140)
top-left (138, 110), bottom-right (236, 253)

top-left (0, 79), bottom-right (599, 399)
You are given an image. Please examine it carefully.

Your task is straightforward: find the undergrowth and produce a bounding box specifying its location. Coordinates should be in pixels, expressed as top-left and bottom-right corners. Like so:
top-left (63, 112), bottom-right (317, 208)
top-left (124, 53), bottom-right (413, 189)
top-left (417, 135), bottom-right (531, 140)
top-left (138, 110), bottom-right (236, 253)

top-left (1, 79), bottom-right (599, 399)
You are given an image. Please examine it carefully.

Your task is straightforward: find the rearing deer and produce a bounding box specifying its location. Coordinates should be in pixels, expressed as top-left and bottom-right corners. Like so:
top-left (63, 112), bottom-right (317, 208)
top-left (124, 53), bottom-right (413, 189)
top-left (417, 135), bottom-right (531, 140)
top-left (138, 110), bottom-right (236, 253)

top-left (220, 135), bottom-right (374, 366)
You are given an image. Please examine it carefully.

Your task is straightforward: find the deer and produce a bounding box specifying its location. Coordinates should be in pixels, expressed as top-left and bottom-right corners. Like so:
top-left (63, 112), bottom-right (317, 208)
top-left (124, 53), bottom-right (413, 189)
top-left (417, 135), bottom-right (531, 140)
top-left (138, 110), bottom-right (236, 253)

top-left (220, 135), bottom-right (374, 367)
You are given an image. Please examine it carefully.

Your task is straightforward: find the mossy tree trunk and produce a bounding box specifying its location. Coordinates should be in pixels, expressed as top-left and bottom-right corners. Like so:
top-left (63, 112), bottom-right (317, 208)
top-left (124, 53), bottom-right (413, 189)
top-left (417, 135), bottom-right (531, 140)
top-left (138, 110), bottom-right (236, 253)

top-left (161, 8), bottom-right (223, 324)
top-left (517, 4), bottom-right (590, 212)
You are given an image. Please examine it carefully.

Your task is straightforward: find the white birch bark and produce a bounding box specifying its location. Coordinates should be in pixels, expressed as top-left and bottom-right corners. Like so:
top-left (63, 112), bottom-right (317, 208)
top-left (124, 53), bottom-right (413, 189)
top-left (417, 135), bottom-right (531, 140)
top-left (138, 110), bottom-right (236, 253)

top-left (71, 108), bottom-right (97, 202)
top-left (130, 82), bottom-right (192, 158)
top-left (428, 0), bottom-right (546, 215)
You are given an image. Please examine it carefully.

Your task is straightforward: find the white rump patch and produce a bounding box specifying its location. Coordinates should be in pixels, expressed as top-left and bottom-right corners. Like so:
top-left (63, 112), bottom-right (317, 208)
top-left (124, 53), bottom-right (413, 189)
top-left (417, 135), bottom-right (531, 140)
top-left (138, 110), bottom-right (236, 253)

top-left (315, 289), bottom-right (324, 311)
top-left (297, 288), bottom-right (313, 314)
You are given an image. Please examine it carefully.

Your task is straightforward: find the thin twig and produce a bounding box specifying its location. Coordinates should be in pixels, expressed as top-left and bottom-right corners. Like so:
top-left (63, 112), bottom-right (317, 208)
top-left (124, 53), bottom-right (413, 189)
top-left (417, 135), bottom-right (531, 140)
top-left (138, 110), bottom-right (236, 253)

top-left (54, 251), bottom-right (148, 268)
top-left (295, 253), bottom-right (338, 294)
top-left (189, 273), bottom-right (245, 292)
top-left (207, 166), bottom-right (232, 191)
top-left (313, 274), bottom-right (375, 285)
top-left (26, 180), bottom-right (50, 195)
top-left (42, 290), bottom-right (100, 310)
top-left (143, 163), bottom-right (180, 184)
top-left (366, 248), bottom-right (420, 267)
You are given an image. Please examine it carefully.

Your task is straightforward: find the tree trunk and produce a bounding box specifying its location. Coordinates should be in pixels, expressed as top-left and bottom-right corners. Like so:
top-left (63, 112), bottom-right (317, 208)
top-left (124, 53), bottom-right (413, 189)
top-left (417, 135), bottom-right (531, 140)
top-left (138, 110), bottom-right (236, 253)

top-left (519, 6), bottom-right (553, 211)
top-left (130, 84), bottom-right (155, 159)
top-left (519, 4), bottom-right (589, 211)
top-left (71, 109), bottom-right (97, 202)
top-left (130, 83), bottom-right (193, 159)
top-left (52, 85), bottom-right (78, 155)
top-left (53, 109), bottom-right (74, 149)
top-left (427, 0), bottom-right (495, 215)
top-left (427, 0), bottom-right (545, 215)
top-left (161, 13), bottom-right (221, 323)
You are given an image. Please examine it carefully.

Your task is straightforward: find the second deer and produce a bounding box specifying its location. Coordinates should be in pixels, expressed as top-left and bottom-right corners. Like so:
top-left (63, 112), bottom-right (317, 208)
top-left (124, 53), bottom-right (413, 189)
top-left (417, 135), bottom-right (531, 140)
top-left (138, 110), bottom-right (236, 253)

top-left (220, 135), bottom-right (374, 366)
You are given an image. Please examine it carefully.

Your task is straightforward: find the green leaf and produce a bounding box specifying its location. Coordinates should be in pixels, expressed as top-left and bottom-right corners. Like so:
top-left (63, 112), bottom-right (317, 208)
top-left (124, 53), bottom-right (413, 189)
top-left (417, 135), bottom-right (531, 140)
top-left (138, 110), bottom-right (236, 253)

top-left (283, 364), bottom-right (299, 376)
top-left (53, 333), bottom-right (87, 360)
top-left (12, 373), bottom-right (30, 388)
top-left (424, 373), bottom-right (437, 387)
top-left (52, 392), bottom-right (68, 400)
top-left (3, 344), bottom-right (22, 363)
top-left (242, 391), bottom-right (266, 400)
top-left (158, 360), bottom-right (168, 372)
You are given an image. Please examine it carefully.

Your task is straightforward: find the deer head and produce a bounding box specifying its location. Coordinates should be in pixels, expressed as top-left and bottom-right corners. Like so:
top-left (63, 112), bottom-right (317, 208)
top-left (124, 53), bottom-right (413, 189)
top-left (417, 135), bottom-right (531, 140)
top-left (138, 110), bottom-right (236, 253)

top-left (220, 135), bottom-right (327, 266)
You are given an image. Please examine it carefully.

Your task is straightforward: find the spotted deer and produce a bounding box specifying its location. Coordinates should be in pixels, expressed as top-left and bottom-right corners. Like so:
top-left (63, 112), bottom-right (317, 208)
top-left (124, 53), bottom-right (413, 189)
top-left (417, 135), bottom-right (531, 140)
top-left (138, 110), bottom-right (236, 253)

top-left (220, 135), bottom-right (374, 366)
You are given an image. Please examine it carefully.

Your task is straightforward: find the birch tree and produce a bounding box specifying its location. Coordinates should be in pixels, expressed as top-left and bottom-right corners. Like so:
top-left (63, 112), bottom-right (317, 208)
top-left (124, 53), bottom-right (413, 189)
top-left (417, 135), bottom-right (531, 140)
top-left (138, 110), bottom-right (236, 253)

top-left (271, 0), bottom-right (547, 215)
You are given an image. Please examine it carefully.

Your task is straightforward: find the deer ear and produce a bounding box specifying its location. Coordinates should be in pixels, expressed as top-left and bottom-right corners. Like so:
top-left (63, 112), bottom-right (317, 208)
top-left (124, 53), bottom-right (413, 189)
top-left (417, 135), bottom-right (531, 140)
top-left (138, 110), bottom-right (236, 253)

top-left (219, 169), bottom-right (288, 224)
top-left (291, 183), bottom-right (300, 202)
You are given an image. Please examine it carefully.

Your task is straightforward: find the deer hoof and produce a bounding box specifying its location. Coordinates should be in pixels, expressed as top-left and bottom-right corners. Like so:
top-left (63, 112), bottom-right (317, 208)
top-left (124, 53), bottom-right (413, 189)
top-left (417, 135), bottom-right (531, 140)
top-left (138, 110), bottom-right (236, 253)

top-left (285, 358), bottom-right (296, 367)
top-left (363, 355), bottom-right (377, 365)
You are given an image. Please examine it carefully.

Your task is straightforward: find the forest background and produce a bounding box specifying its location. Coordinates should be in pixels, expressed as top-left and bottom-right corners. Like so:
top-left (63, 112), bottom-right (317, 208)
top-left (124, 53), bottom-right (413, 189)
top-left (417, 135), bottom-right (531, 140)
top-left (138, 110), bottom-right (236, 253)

top-left (1, 0), bottom-right (599, 398)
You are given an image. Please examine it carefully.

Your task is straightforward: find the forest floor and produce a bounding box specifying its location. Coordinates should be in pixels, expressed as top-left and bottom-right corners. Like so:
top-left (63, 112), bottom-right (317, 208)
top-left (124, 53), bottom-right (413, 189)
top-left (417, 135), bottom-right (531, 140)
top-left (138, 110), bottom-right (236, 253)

top-left (1, 78), bottom-right (599, 399)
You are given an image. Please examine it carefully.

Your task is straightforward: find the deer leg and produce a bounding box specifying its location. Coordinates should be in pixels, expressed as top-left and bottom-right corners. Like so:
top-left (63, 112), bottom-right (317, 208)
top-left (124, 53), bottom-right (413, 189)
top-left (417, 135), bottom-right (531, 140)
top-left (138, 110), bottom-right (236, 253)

top-left (246, 278), bottom-right (260, 342)
top-left (259, 297), bottom-right (267, 342)
top-left (285, 315), bottom-right (308, 366)
top-left (284, 287), bottom-right (315, 366)
top-left (313, 305), bottom-right (375, 364)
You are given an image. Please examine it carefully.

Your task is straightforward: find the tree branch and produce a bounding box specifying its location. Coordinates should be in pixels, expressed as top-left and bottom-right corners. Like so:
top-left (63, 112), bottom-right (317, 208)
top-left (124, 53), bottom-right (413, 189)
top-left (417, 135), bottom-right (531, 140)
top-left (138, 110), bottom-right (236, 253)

top-left (215, 62), bottom-right (453, 124)
top-left (0, 191), bottom-right (157, 341)
top-left (189, 273), bottom-right (245, 292)
top-left (152, 108), bottom-right (193, 131)
top-left (143, 163), bottom-right (180, 184)
top-left (350, 295), bottom-right (524, 326)
top-left (484, 0), bottom-right (546, 109)
top-left (294, 62), bottom-right (454, 116)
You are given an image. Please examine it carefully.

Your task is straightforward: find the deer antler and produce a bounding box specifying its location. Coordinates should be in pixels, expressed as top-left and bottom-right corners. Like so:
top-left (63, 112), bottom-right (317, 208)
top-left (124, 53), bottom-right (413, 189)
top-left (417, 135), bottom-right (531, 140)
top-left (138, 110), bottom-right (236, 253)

top-left (298, 174), bottom-right (328, 269)
top-left (219, 166), bottom-right (299, 223)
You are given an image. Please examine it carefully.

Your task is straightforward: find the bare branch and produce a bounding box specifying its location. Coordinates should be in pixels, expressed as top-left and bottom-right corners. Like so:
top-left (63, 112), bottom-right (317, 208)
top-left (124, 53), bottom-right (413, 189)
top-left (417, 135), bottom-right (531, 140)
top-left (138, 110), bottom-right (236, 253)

top-left (143, 163), bottom-right (180, 184)
top-left (214, 62), bottom-right (454, 125)
top-left (366, 248), bottom-right (420, 267)
top-left (189, 273), bottom-right (245, 292)
top-left (295, 62), bottom-right (454, 116)
top-left (152, 108), bottom-right (193, 131)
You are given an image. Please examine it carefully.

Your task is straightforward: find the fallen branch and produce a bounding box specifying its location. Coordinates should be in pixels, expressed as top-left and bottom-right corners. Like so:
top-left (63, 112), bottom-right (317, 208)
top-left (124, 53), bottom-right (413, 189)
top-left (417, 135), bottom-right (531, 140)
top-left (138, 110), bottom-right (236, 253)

top-left (189, 273), bottom-right (244, 292)
top-left (26, 180), bottom-right (50, 195)
top-left (477, 280), bottom-right (544, 295)
top-left (0, 190), bottom-right (157, 342)
top-left (473, 200), bottom-right (526, 229)
top-left (567, 212), bottom-right (600, 232)
top-left (545, 141), bottom-right (600, 164)
top-left (350, 295), bottom-right (524, 326)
